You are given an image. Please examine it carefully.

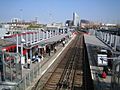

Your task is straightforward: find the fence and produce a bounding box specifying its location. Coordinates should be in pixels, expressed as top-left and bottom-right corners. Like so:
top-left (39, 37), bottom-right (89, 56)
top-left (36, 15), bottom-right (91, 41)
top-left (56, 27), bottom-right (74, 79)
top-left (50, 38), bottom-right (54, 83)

top-left (11, 62), bottom-right (41, 90)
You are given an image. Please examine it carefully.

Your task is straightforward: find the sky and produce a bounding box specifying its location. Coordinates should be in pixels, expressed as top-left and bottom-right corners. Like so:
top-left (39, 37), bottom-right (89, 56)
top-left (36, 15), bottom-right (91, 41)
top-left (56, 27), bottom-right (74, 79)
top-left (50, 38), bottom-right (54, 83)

top-left (0, 0), bottom-right (120, 24)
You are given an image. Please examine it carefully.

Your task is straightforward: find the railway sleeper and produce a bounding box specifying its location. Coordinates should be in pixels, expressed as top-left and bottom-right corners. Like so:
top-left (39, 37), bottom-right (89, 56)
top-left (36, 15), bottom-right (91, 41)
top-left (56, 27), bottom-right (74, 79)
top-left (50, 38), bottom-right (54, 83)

top-left (73, 86), bottom-right (83, 90)
top-left (57, 82), bottom-right (69, 89)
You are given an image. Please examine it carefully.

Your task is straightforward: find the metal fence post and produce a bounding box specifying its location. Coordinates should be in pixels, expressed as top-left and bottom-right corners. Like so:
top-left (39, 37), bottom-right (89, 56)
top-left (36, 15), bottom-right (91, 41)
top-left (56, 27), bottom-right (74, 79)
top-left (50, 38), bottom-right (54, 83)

top-left (23, 76), bottom-right (26, 90)
top-left (29, 72), bottom-right (31, 85)
top-left (33, 68), bottom-right (34, 79)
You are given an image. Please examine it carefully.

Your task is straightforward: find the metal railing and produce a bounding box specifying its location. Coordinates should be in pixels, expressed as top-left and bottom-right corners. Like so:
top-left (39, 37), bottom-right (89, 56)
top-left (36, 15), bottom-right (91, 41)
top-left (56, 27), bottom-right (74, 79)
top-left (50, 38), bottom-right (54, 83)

top-left (10, 62), bottom-right (41, 90)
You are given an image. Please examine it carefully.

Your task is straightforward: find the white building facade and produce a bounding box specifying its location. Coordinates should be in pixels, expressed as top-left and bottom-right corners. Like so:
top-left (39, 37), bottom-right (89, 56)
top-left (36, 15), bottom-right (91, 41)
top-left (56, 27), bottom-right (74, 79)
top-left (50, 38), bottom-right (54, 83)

top-left (73, 12), bottom-right (80, 27)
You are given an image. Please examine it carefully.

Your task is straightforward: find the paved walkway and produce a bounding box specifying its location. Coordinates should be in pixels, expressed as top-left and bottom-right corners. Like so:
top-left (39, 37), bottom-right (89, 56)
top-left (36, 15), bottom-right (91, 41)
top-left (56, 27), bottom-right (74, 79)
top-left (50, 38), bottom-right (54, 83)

top-left (84, 34), bottom-right (111, 90)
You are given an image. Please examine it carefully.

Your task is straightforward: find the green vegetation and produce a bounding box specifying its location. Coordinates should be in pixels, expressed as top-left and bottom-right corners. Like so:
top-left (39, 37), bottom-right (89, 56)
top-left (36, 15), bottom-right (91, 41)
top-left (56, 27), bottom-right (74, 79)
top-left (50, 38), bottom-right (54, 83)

top-left (27, 24), bottom-right (41, 29)
top-left (27, 24), bottom-right (46, 29)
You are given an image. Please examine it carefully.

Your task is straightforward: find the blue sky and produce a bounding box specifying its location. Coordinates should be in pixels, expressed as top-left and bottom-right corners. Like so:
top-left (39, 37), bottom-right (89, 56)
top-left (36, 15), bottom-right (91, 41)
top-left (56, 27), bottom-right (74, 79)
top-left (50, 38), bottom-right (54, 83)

top-left (0, 0), bottom-right (120, 24)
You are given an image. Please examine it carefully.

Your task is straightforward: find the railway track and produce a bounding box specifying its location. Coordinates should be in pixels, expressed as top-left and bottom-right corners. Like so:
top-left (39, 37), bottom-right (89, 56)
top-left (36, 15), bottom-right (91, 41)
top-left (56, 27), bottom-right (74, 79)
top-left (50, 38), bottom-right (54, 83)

top-left (40, 32), bottom-right (84, 90)
top-left (33, 31), bottom-right (94, 90)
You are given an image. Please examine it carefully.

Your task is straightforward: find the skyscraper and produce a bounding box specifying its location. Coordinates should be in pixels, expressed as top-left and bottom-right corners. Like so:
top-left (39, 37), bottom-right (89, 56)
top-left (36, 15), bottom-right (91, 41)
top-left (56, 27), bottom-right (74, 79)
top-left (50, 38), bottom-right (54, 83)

top-left (73, 12), bottom-right (80, 27)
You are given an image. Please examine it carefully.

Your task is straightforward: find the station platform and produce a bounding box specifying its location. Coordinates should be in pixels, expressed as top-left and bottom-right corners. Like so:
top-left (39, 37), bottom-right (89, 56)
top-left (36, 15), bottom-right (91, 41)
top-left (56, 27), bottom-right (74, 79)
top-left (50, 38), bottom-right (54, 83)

top-left (25, 34), bottom-right (76, 90)
top-left (0, 33), bottom-right (75, 90)
top-left (84, 34), bottom-right (111, 90)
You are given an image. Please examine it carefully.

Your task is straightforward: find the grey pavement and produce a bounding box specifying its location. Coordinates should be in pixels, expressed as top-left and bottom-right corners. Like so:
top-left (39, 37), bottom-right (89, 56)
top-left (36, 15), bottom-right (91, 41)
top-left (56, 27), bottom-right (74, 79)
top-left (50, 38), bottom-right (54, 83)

top-left (84, 34), bottom-right (111, 90)
top-left (84, 34), bottom-right (110, 49)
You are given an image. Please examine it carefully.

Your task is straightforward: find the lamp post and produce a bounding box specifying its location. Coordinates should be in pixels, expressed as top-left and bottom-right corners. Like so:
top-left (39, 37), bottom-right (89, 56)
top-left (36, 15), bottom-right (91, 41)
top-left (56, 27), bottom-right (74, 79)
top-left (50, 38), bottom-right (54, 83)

top-left (1, 48), bottom-right (6, 81)
top-left (16, 34), bottom-right (19, 53)
top-left (21, 35), bottom-right (25, 69)
top-left (20, 9), bottom-right (23, 22)
top-left (21, 38), bottom-right (25, 57)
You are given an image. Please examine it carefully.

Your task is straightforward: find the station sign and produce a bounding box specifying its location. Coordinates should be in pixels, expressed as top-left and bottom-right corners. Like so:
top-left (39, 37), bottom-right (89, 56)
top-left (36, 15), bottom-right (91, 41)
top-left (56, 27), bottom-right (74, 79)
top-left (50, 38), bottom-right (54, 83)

top-left (97, 54), bottom-right (108, 66)
top-left (21, 56), bottom-right (25, 64)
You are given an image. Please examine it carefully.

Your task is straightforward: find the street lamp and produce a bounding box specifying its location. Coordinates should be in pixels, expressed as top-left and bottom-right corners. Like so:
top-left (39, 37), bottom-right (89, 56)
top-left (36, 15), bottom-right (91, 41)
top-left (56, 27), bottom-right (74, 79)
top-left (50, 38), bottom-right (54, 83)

top-left (1, 48), bottom-right (6, 81)
top-left (21, 36), bottom-right (26, 66)
top-left (16, 34), bottom-right (19, 53)
top-left (21, 38), bottom-right (25, 56)
top-left (20, 9), bottom-right (23, 22)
